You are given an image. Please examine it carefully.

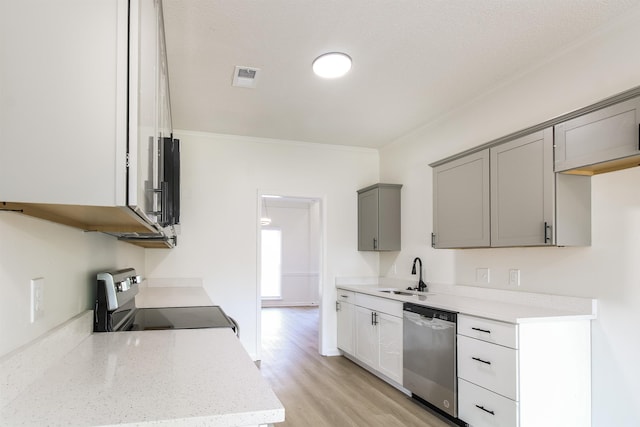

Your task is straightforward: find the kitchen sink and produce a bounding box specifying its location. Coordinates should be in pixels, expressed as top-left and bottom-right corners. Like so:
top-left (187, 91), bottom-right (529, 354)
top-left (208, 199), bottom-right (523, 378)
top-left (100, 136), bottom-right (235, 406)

top-left (375, 288), bottom-right (429, 301)
top-left (379, 290), bottom-right (415, 296)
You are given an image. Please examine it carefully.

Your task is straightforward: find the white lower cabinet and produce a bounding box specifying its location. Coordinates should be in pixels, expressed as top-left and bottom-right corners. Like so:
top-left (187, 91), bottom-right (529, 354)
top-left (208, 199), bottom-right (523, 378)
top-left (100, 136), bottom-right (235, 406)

top-left (336, 291), bottom-right (355, 354)
top-left (459, 379), bottom-right (518, 427)
top-left (377, 312), bottom-right (403, 382)
top-left (354, 306), bottom-right (403, 384)
top-left (457, 314), bottom-right (591, 427)
top-left (337, 291), bottom-right (403, 385)
top-left (355, 306), bottom-right (380, 367)
top-left (457, 335), bottom-right (518, 401)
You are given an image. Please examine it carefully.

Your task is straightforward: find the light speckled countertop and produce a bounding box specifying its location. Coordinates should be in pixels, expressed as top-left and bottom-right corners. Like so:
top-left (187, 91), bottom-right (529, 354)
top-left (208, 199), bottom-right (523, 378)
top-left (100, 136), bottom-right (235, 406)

top-left (1, 328), bottom-right (284, 426)
top-left (336, 284), bottom-right (596, 323)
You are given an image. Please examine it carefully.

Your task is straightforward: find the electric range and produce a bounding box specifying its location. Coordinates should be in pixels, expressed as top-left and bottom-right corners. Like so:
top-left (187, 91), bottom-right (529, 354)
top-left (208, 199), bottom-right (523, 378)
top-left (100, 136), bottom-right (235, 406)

top-left (93, 268), bottom-right (237, 335)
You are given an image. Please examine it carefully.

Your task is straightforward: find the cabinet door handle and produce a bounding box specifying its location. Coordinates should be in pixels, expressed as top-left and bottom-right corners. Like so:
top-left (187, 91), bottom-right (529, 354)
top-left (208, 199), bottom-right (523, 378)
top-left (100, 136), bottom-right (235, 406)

top-left (373, 312), bottom-right (378, 325)
top-left (336, 301), bottom-right (340, 311)
top-left (475, 405), bottom-right (495, 415)
top-left (373, 238), bottom-right (378, 250)
top-left (544, 221), bottom-right (551, 244)
top-left (472, 357), bottom-right (492, 365)
top-left (471, 327), bottom-right (491, 334)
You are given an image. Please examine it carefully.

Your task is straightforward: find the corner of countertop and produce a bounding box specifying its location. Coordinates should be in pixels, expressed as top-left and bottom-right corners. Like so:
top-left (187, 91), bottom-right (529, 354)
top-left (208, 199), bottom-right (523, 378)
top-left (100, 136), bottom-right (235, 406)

top-left (0, 310), bottom-right (93, 408)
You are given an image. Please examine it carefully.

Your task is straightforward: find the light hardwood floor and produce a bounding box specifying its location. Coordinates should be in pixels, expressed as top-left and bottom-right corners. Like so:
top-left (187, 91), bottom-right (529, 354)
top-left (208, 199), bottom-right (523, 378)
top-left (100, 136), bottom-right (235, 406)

top-left (260, 307), bottom-right (454, 427)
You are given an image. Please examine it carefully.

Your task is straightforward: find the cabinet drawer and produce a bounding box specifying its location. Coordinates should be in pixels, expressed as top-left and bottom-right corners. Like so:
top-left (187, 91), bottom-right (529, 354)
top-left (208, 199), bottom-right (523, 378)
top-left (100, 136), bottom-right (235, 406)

top-left (458, 314), bottom-right (518, 349)
top-left (458, 335), bottom-right (518, 400)
top-left (459, 378), bottom-right (519, 427)
top-left (337, 290), bottom-right (356, 303)
top-left (355, 293), bottom-right (403, 317)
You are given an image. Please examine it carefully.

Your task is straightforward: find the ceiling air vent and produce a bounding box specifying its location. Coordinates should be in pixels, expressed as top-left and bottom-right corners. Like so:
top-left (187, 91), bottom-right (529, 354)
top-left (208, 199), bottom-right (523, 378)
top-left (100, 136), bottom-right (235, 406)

top-left (232, 66), bottom-right (260, 88)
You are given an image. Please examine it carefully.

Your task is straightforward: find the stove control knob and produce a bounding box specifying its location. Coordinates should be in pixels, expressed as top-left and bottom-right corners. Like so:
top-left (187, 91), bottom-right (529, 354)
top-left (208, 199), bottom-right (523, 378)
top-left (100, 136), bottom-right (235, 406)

top-left (131, 275), bottom-right (142, 284)
top-left (116, 279), bottom-right (132, 293)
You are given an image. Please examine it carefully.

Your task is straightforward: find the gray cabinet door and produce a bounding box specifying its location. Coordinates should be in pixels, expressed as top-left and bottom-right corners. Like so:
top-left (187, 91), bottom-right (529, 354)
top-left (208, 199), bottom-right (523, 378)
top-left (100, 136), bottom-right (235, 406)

top-left (490, 128), bottom-right (554, 247)
top-left (433, 150), bottom-right (490, 248)
top-left (555, 96), bottom-right (640, 172)
top-left (358, 184), bottom-right (402, 251)
top-left (358, 187), bottom-right (379, 251)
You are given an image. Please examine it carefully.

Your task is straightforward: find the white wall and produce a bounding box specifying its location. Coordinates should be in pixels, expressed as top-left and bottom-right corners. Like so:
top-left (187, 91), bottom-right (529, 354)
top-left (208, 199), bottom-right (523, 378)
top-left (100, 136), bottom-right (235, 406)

top-left (261, 200), bottom-right (321, 307)
top-left (379, 6), bottom-right (640, 425)
top-left (0, 213), bottom-right (145, 357)
top-left (145, 132), bottom-right (379, 359)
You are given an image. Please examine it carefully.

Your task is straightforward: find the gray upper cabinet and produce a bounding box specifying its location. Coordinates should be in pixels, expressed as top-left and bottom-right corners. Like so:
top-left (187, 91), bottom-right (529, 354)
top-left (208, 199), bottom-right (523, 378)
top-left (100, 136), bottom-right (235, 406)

top-left (357, 184), bottom-right (402, 251)
top-left (433, 150), bottom-right (490, 248)
top-left (490, 129), bottom-right (554, 247)
top-left (555, 96), bottom-right (640, 174)
top-left (433, 128), bottom-right (591, 249)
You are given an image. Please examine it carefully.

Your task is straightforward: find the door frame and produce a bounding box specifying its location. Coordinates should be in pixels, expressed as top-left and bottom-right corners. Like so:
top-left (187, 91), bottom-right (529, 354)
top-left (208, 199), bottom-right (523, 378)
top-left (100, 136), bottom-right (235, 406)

top-left (255, 190), bottom-right (327, 360)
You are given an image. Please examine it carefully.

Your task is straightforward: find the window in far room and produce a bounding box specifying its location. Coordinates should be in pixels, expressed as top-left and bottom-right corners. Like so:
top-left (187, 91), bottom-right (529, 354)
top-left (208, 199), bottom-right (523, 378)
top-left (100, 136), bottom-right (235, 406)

top-left (261, 228), bottom-right (282, 299)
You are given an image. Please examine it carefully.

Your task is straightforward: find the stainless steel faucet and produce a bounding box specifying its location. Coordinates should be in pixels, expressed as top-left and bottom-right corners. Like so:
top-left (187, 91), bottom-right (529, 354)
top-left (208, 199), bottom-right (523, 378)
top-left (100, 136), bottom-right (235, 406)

top-left (411, 257), bottom-right (428, 292)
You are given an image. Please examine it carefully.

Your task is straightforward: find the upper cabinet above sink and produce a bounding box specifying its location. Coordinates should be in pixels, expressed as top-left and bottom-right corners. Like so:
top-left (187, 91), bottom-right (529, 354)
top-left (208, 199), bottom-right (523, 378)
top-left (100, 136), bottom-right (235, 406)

top-left (432, 129), bottom-right (591, 249)
top-left (0, 0), bottom-right (179, 247)
top-left (430, 85), bottom-right (640, 249)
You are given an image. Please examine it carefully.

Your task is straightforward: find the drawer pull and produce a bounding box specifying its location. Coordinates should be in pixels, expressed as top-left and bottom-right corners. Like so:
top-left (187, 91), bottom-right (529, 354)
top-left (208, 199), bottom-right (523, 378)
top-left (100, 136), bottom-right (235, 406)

top-left (340, 294), bottom-right (349, 298)
top-left (471, 327), bottom-right (491, 334)
top-left (475, 404), bottom-right (495, 415)
top-left (472, 356), bottom-right (492, 365)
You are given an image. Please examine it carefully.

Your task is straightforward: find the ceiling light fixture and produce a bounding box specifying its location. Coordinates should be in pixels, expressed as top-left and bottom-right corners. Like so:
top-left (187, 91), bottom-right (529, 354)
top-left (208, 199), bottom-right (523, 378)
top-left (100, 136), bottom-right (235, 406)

top-left (312, 52), bottom-right (352, 78)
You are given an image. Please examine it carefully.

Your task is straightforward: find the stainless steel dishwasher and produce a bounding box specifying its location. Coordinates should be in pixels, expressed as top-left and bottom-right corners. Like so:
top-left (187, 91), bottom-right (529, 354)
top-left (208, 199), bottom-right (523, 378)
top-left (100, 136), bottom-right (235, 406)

top-left (403, 302), bottom-right (458, 418)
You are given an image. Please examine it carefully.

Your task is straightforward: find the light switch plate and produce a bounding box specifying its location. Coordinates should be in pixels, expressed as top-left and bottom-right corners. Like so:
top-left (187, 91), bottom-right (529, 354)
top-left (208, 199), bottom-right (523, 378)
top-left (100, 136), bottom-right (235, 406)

top-left (30, 277), bottom-right (44, 323)
top-left (509, 269), bottom-right (521, 286)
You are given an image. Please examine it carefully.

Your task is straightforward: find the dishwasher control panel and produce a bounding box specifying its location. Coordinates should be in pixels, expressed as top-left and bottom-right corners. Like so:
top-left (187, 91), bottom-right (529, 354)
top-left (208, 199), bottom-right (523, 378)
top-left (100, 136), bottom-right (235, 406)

top-left (403, 302), bottom-right (457, 323)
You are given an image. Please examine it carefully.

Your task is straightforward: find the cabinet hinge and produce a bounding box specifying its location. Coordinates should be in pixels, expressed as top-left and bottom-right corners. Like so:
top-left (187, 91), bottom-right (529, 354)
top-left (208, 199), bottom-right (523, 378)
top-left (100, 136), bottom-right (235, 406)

top-left (431, 233), bottom-right (436, 248)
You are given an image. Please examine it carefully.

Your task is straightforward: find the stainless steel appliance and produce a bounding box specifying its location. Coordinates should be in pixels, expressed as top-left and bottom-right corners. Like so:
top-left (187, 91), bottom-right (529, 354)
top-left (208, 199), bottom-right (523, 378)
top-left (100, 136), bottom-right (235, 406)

top-left (94, 268), bottom-right (237, 334)
top-left (403, 303), bottom-right (458, 418)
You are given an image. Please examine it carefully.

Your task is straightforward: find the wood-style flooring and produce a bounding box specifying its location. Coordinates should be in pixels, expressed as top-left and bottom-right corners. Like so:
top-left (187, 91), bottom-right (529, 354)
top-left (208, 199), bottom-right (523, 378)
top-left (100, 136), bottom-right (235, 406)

top-left (260, 307), bottom-right (454, 427)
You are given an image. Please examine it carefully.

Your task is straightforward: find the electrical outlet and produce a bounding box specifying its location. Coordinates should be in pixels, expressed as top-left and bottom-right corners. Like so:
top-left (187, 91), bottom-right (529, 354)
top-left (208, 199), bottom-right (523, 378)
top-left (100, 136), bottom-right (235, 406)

top-left (30, 278), bottom-right (44, 323)
top-left (509, 269), bottom-right (521, 286)
top-left (475, 268), bottom-right (490, 284)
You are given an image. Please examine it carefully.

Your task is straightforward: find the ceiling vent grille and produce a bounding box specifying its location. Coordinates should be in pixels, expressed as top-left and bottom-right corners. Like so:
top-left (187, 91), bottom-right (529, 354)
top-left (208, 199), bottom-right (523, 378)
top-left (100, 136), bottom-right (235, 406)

top-left (232, 66), bottom-right (260, 88)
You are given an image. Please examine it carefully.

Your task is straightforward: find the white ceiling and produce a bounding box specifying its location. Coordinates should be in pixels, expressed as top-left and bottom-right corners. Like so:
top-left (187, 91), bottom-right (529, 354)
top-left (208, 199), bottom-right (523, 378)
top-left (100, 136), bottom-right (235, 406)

top-left (163, 0), bottom-right (640, 149)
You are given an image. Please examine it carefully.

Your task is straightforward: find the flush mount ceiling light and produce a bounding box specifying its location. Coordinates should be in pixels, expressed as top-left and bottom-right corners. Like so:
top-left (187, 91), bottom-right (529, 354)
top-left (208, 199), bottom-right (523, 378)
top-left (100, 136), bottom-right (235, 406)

top-left (312, 52), bottom-right (352, 78)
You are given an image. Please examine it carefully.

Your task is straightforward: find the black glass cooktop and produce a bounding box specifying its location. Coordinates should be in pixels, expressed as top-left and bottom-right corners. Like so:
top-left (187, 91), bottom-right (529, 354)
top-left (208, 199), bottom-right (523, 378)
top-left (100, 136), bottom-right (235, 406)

top-left (126, 306), bottom-right (236, 331)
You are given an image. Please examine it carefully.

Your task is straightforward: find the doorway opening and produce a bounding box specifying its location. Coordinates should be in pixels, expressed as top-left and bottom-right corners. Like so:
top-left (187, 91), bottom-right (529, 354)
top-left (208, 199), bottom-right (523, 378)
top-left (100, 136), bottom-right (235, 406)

top-left (257, 193), bottom-right (324, 360)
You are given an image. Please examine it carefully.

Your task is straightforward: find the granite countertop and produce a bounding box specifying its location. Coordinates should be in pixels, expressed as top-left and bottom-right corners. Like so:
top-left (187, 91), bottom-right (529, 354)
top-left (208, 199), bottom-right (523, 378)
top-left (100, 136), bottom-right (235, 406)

top-left (1, 283), bottom-right (284, 426)
top-left (1, 328), bottom-right (284, 426)
top-left (336, 284), bottom-right (596, 323)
